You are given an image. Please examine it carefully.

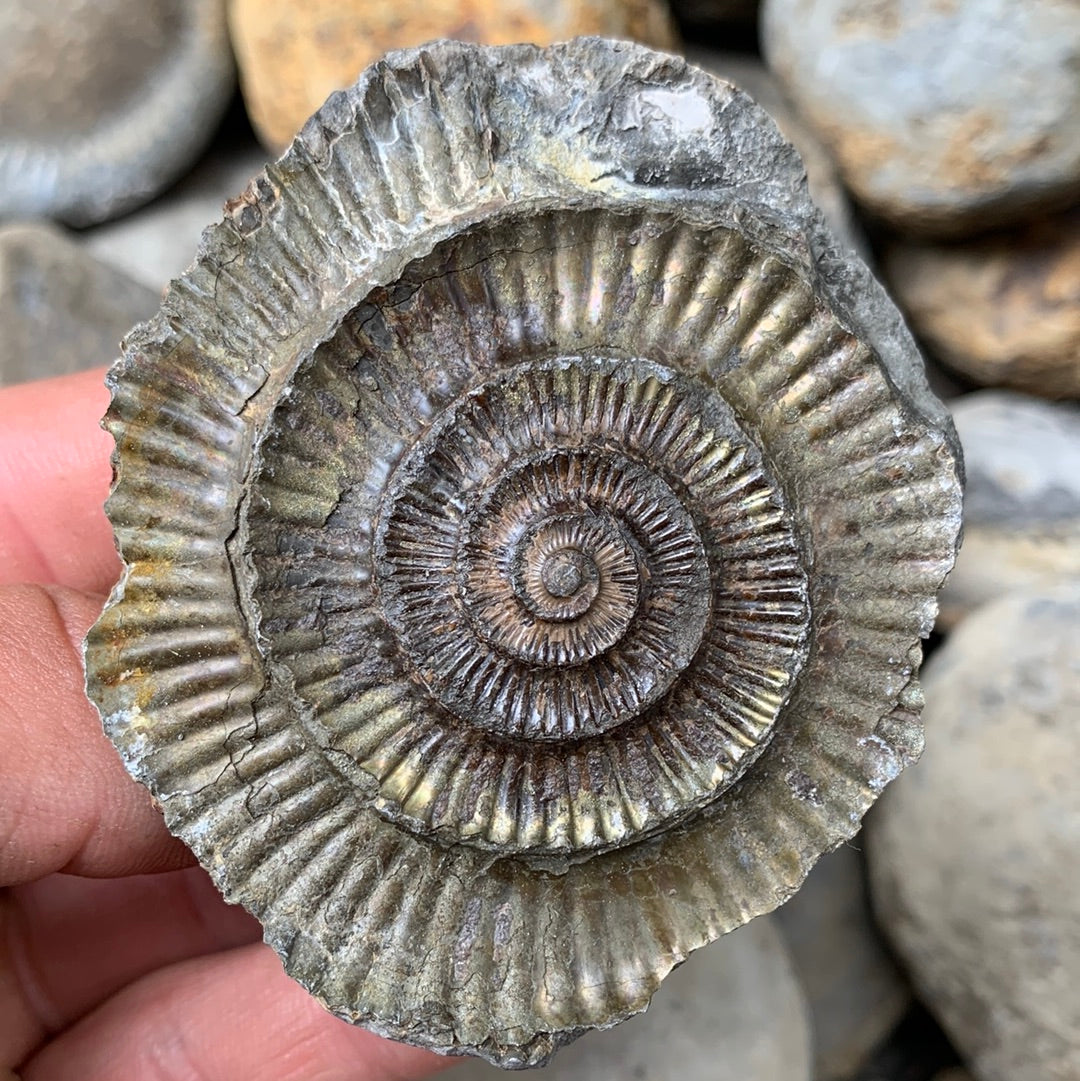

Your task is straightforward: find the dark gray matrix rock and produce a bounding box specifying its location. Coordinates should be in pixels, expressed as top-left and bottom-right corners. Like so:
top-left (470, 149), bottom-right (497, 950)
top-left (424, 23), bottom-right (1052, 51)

top-left (0, 222), bottom-right (159, 386)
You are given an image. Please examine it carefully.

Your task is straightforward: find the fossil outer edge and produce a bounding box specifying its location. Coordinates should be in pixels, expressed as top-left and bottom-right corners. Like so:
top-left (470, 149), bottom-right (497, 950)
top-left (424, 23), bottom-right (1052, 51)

top-left (85, 39), bottom-right (963, 1069)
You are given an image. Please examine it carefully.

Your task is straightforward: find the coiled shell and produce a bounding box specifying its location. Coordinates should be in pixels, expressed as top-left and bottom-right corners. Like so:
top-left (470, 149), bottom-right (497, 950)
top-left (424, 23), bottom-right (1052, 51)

top-left (85, 38), bottom-right (963, 1068)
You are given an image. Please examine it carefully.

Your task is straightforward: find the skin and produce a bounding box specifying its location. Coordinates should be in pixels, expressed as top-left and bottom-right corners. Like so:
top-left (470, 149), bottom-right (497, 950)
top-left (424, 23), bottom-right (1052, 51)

top-left (0, 368), bottom-right (452, 1081)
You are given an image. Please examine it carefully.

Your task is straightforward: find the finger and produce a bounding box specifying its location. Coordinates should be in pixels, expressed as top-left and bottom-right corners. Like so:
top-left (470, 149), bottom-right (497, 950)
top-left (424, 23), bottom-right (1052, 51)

top-left (0, 584), bottom-right (190, 886)
top-left (0, 367), bottom-right (119, 595)
top-left (1, 868), bottom-right (260, 1067)
top-left (20, 943), bottom-right (453, 1081)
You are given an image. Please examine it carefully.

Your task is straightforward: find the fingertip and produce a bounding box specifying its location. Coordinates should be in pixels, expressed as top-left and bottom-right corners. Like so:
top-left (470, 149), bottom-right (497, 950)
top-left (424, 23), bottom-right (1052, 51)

top-left (22, 943), bottom-right (453, 1081)
top-left (0, 367), bottom-right (119, 594)
top-left (0, 584), bottom-right (191, 885)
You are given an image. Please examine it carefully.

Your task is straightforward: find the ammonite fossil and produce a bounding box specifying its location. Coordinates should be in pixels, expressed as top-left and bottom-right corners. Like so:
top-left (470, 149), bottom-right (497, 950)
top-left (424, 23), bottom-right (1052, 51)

top-left (85, 38), bottom-right (963, 1068)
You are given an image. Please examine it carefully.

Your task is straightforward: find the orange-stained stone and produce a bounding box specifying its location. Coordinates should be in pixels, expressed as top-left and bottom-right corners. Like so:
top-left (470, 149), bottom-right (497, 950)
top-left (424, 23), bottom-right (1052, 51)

top-left (229, 0), bottom-right (679, 151)
top-left (884, 209), bottom-right (1080, 399)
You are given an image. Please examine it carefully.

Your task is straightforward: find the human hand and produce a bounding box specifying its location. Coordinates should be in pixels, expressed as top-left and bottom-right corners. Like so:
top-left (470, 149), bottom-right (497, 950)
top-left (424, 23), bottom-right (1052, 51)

top-left (0, 368), bottom-right (452, 1081)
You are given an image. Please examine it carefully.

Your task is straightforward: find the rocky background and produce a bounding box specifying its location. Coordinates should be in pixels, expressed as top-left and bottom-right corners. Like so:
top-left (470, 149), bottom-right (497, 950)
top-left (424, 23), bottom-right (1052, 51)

top-left (2, 2), bottom-right (1077, 1080)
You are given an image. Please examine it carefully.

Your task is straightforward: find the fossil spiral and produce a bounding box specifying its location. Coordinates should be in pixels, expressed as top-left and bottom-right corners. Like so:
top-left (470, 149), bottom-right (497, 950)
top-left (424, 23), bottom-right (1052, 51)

top-left (85, 39), bottom-right (963, 1068)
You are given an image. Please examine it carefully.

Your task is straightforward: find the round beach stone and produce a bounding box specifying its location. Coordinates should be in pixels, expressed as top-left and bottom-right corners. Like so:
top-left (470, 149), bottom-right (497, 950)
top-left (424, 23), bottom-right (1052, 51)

top-left (228, 0), bottom-right (680, 152)
top-left (884, 208), bottom-right (1080, 397)
top-left (0, 222), bottom-right (159, 386)
top-left (869, 584), bottom-right (1080, 1081)
top-left (937, 392), bottom-right (1080, 629)
top-left (762, 0), bottom-right (1080, 236)
top-left (775, 842), bottom-right (910, 1080)
top-left (446, 916), bottom-right (812, 1081)
top-left (0, 0), bottom-right (235, 227)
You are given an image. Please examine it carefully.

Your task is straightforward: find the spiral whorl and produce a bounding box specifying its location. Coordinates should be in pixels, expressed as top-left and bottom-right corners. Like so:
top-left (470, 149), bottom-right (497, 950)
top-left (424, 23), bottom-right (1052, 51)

top-left (247, 222), bottom-right (815, 857)
top-left (376, 358), bottom-right (721, 740)
top-left (86, 39), bottom-right (963, 1069)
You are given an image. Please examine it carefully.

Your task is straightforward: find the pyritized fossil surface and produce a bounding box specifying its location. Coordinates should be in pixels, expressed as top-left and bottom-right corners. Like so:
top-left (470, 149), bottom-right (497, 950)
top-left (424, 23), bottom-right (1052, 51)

top-left (85, 38), bottom-right (963, 1069)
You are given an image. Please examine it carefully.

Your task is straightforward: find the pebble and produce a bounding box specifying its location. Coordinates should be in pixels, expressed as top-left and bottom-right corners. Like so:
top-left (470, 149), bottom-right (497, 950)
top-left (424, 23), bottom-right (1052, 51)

top-left (685, 49), bottom-right (867, 257)
top-left (869, 584), bottom-right (1080, 1081)
top-left (936, 392), bottom-right (1080, 629)
top-left (762, 0), bottom-right (1080, 236)
top-left (0, 222), bottom-right (159, 386)
top-left (0, 0), bottom-right (235, 227)
top-left (447, 916), bottom-right (812, 1081)
top-left (884, 208), bottom-right (1080, 397)
top-left (229, 0), bottom-right (681, 152)
top-left (775, 842), bottom-right (910, 1080)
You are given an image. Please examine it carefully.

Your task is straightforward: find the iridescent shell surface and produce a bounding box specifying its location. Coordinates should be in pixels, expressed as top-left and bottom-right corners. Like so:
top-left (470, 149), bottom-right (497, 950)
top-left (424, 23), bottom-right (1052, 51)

top-left (85, 38), bottom-right (963, 1068)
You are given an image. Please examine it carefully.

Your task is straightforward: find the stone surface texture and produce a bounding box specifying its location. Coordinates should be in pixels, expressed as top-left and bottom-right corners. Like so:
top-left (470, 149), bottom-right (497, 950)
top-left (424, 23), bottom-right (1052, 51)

top-left (447, 917), bottom-right (812, 1081)
top-left (228, 0), bottom-right (681, 151)
top-left (685, 48), bottom-right (867, 257)
top-left (84, 39), bottom-right (961, 1067)
top-left (762, 0), bottom-right (1080, 236)
top-left (937, 392), bottom-right (1080, 629)
top-left (884, 208), bottom-right (1080, 397)
top-left (870, 584), bottom-right (1080, 1081)
top-left (775, 842), bottom-right (909, 1081)
top-left (0, 0), bottom-right (235, 226)
top-left (0, 222), bottom-right (160, 387)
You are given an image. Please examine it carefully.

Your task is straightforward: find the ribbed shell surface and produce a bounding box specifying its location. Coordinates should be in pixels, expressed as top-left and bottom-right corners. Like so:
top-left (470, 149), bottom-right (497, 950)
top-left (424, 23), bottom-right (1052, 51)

top-left (85, 38), bottom-right (963, 1068)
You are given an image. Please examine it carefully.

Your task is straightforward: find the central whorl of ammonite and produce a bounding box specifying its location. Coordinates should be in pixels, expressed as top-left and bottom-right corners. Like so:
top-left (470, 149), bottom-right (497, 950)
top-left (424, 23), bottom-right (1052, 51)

top-left (373, 360), bottom-right (714, 740)
top-left (249, 345), bottom-right (811, 855)
top-left (244, 214), bottom-right (822, 857)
